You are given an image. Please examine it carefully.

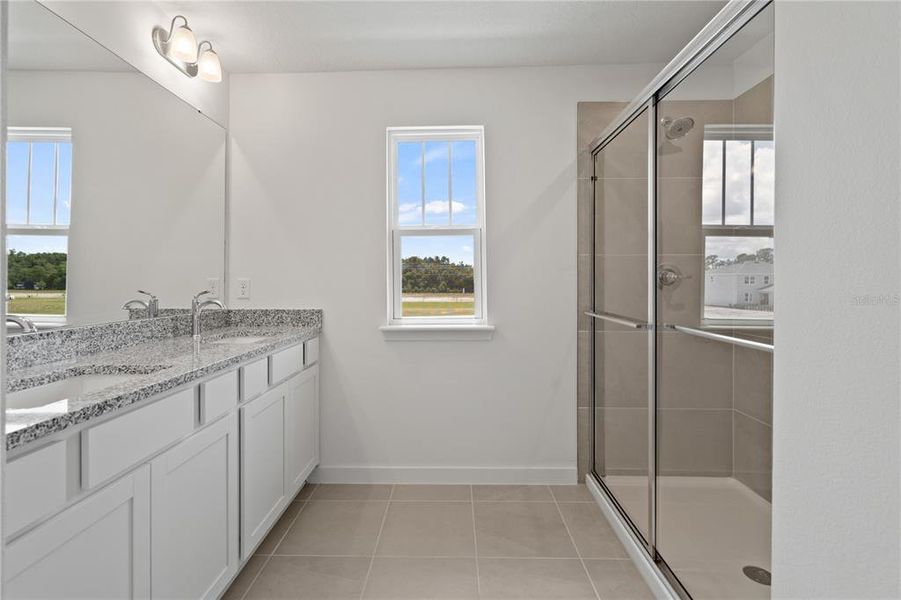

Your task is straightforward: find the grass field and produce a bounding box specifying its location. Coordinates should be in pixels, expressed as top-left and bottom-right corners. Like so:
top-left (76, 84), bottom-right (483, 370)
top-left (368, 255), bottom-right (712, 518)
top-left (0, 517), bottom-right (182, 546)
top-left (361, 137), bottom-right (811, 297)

top-left (7, 290), bottom-right (66, 315)
top-left (402, 293), bottom-right (474, 317)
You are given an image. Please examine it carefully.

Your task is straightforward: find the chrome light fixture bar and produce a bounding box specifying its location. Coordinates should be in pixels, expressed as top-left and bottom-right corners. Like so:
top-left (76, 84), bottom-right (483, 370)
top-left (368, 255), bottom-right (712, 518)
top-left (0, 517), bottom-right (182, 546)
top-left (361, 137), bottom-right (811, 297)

top-left (152, 15), bottom-right (222, 83)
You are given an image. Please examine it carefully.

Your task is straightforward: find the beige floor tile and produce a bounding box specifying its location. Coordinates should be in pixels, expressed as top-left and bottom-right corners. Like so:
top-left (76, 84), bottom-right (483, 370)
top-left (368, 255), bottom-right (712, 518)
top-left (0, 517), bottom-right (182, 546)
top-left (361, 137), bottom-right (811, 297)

top-left (245, 556), bottom-right (370, 599)
top-left (276, 501), bottom-right (387, 556)
top-left (376, 502), bottom-right (476, 557)
top-left (473, 485), bottom-right (553, 502)
top-left (557, 502), bottom-right (628, 559)
top-left (311, 483), bottom-right (393, 501)
top-left (474, 502), bottom-right (577, 558)
top-left (391, 484), bottom-right (472, 502)
top-left (221, 555), bottom-right (268, 600)
top-left (584, 559), bottom-right (653, 600)
top-left (362, 557), bottom-right (479, 599)
top-left (550, 485), bottom-right (594, 502)
top-left (256, 501), bottom-right (305, 555)
top-left (295, 482), bottom-right (318, 501)
top-left (478, 558), bottom-right (597, 599)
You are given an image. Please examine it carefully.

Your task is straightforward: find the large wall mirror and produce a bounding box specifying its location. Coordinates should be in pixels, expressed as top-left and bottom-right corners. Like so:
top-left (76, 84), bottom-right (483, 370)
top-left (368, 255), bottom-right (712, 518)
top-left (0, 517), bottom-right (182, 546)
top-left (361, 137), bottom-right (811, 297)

top-left (5, 1), bottom-right (226, 330)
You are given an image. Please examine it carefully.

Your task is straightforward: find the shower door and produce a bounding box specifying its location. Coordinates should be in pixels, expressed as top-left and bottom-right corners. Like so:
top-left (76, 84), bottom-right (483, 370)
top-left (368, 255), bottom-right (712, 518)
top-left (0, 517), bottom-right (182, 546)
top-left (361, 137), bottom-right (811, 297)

top-left (590, 107), bottom-right (655, 544)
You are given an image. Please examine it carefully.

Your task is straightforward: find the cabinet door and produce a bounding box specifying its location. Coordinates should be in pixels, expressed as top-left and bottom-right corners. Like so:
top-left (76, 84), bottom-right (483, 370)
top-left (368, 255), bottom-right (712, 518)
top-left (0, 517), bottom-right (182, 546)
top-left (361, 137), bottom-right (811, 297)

top-left (240, 387), bottom-right (286, 558)
top-left (284, 365), bottom-right (320, 498)
top-left (4, 466), bottom-right (150, 599)
top-left (151, 414), bottom-right (238, 600)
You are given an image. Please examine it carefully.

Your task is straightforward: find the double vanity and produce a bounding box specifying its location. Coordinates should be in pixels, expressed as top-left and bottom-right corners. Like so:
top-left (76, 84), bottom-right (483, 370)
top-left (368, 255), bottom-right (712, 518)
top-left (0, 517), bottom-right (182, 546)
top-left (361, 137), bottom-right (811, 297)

top-left (3, 309), bottom-right (322, 599)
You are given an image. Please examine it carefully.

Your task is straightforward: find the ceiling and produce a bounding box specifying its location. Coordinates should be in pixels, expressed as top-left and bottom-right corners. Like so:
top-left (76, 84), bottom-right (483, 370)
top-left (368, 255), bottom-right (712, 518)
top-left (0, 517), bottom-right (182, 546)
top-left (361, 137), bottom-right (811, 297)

top-left (157, 1), bottom-right (727, 74)
top-left (9, 1), bottom-right (134, 72)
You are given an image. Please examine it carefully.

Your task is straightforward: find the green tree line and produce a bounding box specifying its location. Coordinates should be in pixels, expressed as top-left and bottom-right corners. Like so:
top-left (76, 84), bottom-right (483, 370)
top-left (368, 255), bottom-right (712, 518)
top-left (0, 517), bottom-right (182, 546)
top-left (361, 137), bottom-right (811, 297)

top-left (7, 250), bottom-right (67, 290)
top-left (402, 256), bottom-right (473, 293)
top-left (705, 247), bottom-right (773, 271)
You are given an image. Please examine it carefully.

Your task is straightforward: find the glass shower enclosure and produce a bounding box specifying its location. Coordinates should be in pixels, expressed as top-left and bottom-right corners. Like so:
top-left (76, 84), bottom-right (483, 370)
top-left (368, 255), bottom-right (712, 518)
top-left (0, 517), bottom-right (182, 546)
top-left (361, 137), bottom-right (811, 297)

top-left (589, 3), bottom-right (774, 599)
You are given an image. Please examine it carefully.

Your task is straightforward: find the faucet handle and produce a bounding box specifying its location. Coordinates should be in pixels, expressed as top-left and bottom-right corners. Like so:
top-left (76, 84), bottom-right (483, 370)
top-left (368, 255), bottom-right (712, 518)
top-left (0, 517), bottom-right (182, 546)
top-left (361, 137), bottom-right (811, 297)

top-left (137, 289), bottom-right (157, 300)
top-left (193, 289), bottom-right (213, 302)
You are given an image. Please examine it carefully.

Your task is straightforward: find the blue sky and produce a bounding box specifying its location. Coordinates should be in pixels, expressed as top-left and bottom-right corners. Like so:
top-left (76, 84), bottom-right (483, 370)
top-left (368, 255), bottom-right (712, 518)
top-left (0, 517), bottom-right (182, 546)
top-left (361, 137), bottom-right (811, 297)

top-left (397, 140), bottom-right (477, 227)
top-left (401, 235), bottom-right (474, 265)
top-left (7, 234), bottom-right (68, 253)
top-left (6, 141), bottom-right (72, 228)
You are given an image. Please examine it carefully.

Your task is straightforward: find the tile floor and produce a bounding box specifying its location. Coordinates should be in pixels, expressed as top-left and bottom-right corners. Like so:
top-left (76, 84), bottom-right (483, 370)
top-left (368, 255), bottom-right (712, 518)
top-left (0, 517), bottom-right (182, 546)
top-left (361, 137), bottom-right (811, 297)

top-left (223, 484), bottom-right (653, 600)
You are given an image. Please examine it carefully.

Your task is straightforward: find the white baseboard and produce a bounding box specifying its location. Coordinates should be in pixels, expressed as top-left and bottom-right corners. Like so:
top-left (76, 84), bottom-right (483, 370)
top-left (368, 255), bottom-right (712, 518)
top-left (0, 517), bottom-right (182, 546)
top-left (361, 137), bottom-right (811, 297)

top-left (585, 474), bottom-right (679, 600)
top-left (310, 465), bottom-right (577, 484)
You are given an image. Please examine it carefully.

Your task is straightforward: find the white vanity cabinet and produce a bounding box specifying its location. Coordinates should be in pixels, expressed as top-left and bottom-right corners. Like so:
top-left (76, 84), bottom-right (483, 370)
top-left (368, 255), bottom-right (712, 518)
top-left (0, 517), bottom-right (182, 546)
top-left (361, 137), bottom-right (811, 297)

top-left (150, 413), bottom-right (239, 600)
top-left (240, 386), bottom-right (287, 558)
top-left (4, 466), bottom-right (151, 599)
top-left (284, 364), bottom-right (320, 498)
top-left (4, 338), bottom-right (320, 600)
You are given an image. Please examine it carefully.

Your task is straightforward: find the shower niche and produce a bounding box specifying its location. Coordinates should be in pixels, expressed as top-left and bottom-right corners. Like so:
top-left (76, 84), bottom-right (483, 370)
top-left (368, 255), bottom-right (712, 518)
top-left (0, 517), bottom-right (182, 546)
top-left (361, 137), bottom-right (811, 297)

top-left (580, 2), bottom-right (775, 599)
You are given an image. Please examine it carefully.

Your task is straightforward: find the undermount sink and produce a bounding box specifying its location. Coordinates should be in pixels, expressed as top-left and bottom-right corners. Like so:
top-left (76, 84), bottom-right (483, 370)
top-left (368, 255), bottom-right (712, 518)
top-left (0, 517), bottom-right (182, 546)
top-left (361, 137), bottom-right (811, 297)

top-left (8, 374), bottom-right (133, 411)
top-left (207, 336), bottom-right (271, 345)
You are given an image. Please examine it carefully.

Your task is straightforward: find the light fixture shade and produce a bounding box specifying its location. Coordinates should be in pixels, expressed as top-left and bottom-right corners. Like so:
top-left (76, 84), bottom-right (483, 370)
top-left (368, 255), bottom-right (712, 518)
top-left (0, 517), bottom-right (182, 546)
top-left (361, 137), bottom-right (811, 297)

top-left (197, 49), bottom-right (222, 82)
top-left (167, 25), bottom-right (198, 63)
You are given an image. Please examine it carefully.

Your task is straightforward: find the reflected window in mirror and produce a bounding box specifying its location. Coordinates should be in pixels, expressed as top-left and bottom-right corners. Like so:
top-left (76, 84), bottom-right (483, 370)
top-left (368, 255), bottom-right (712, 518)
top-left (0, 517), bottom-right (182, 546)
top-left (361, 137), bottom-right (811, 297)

top-left (701, 124), bottom-right (773, 325)
top-left (6, 127), bottom-right (72, 323)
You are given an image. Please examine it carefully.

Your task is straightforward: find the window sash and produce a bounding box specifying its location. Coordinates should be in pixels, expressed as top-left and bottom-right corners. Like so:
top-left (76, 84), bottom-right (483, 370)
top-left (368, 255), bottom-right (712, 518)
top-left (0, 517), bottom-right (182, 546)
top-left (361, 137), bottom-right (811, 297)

top-left (6, 128), bottom-right (73, 228)
top-left (702, 229), bottom-right (774, 327)
top-left (386, 126), bottom-right (486, 324)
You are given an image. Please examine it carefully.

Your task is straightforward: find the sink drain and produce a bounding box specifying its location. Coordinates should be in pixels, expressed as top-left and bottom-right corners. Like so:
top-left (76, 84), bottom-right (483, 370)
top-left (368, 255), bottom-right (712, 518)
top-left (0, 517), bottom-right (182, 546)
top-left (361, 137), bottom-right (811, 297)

top-left (742, 566), bottom-right (771, 586)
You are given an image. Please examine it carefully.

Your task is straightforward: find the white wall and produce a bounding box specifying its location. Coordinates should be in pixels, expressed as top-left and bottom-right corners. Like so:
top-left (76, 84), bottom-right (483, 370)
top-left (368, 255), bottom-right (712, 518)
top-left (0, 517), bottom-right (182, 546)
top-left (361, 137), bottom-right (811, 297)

top-left (228, 64), bottom-right (659, 482)
top-left (8, 70), bottom-right (226, 325)
top-left (40, 1), bottom-right (228, 126)
top-left (772, 2), bottom-right (900, 597)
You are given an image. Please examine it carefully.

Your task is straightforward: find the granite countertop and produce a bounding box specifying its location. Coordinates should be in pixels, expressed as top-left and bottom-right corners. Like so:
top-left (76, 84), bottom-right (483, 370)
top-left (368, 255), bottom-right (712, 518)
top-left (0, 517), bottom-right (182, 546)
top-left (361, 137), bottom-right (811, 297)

top-left (6, 323), bottom-right (320, 452)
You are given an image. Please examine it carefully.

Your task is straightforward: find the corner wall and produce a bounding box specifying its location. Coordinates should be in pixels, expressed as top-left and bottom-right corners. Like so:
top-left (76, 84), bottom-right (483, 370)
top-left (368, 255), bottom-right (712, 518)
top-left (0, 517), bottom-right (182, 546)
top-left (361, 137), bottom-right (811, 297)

top-left (227, 64), bottom-right (660, 483)
top-left (772, 2), bottom-right (901, 597)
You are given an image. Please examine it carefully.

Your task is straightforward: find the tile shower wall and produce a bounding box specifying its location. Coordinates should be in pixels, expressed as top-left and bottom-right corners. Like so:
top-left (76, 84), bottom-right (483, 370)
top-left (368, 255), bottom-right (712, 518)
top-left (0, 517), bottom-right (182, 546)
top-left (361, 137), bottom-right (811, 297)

top-left (576, 77), bottom-right (774, 499)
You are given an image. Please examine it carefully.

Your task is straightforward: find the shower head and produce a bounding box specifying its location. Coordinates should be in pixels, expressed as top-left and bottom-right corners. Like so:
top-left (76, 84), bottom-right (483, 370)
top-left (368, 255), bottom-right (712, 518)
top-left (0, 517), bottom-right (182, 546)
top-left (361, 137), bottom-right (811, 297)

top-left (660, 116), bottom-right (695, 140)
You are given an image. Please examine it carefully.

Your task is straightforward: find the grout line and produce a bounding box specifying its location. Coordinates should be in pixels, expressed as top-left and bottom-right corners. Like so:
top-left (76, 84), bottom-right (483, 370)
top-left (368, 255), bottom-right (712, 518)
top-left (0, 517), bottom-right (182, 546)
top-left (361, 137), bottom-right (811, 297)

top-left (264, 498), bottom-right (308, 556)
top-left (237, 555), bottom-right (272, 600)
top-left (550, 485), bottom-right (602, 600)
top-left (733, 407), bottom-right (772, 429)
top-left (470, 485), bottom-right (481, 599)
top-left (358, 485), bottom-right (394, 600)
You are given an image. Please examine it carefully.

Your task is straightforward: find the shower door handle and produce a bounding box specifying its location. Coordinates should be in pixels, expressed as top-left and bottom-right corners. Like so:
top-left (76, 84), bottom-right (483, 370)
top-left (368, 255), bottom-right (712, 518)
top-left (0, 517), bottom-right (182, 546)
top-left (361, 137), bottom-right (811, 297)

top-left (584, 311), bottom-right (652, 330)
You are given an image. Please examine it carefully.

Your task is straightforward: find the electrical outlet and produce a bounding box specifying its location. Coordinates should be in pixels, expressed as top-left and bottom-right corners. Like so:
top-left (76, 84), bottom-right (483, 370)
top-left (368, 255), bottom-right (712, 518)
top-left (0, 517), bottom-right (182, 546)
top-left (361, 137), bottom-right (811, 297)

top-left (237, 278), bottom-right (251, 299)
top-left (206, 277), bottom-right (220, 299)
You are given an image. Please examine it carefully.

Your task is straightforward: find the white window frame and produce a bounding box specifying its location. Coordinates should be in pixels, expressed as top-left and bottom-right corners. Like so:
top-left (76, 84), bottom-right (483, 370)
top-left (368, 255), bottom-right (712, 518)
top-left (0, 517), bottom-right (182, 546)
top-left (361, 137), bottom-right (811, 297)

top-left (701, 124), bottom-right (774, 328)
top-left (385, 126), bottom-right (488, 329)
top-left (6, 127), bottom-right (73, 325)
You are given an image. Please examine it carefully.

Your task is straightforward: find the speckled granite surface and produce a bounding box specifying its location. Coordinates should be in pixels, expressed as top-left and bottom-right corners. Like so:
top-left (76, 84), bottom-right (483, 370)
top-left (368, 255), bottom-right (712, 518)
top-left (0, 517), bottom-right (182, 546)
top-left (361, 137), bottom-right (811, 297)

top-left (6, 309), bottom-right (322, 452)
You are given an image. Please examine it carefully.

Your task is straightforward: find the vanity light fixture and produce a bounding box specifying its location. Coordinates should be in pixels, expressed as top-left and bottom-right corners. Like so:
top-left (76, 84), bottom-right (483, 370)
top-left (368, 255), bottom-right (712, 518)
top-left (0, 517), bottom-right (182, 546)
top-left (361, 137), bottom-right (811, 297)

top-left (152, 16), bottom-right (222, 83)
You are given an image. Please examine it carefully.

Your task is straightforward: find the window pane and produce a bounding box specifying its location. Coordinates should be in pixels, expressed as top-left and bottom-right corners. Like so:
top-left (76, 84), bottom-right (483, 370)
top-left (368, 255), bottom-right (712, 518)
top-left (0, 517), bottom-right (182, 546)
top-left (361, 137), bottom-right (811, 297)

top-left (29, 143), bottom-right (56, 225)
top-left (400, 234), bottom-right (475, 318)
top-left (56, 143), bottom-right (73, 226)
top-left (704, 235), bottom-right (773, 321)
top-left (724, 140), bottom-right (752, 225)
top-left (7, 234), bottom-right (68, 316)
top-left (451, 140), bottom-right (477, 226)
top-left (6, 142), bottom-right (29, 225)
top-left (753, 140), bottom-right (774, 225)
top-left (423, 141), bottom-right (450, 226)
top-left (702, 140), bottom-right (723, 225)
top-left (396, 141), bottom-right (422, 226)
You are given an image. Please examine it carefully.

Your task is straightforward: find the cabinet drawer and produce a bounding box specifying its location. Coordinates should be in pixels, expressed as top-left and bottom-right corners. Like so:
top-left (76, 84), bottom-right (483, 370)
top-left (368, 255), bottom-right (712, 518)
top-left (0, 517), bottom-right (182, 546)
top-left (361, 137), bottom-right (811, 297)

top-left (200, 370), bottom-right (239, 424)
top-left (6, 442), bottom-right (67, 535)
top-left (304, 338), bottom-right (320, 366)
top-left (241, 358), bottom-right (269, 401)
top-left (270, 344), bottom-right (303, 384)
top-left (81, 389), bottom-right (195, 489)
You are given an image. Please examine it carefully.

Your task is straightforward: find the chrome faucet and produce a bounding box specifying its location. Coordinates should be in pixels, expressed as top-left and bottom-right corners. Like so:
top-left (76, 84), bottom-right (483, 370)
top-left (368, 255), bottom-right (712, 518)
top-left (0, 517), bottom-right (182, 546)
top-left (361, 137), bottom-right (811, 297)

top-left (192, 290), bottom-right (225, 339)
top-left (6, 315), bottom-right (37, 334)
top-left (122, 290), bottom-right (160, 318)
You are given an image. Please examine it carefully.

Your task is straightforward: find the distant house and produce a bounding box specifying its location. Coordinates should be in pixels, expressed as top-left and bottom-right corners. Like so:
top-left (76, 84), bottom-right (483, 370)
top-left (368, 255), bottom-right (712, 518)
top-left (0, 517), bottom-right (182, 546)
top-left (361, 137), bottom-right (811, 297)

top-left (705, 261), bottom-right (774, 308)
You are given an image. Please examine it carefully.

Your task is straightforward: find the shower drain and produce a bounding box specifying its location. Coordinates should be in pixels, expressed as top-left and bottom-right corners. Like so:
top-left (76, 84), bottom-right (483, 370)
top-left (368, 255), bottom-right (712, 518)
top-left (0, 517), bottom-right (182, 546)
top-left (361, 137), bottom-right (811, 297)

top-left (742, 566), bottom-right (772, 586)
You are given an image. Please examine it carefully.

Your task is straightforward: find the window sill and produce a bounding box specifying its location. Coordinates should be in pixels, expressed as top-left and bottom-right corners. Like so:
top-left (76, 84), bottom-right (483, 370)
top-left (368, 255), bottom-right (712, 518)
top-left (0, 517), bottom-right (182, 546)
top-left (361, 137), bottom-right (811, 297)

top-left (379, 323), bottom-right (495, 341)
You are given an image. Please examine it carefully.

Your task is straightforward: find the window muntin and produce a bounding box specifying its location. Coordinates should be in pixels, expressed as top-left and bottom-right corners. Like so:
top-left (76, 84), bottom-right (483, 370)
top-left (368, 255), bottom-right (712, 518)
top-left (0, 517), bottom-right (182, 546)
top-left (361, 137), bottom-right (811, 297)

top-left (387, 127), bottom-right (485, 323)
top-left (6, 127), bottom-right (72, 319)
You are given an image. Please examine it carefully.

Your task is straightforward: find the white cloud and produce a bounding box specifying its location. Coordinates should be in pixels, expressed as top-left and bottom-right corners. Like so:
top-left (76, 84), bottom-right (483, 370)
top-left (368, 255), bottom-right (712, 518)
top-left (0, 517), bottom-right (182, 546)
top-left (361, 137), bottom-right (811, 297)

top-left (424, 200), bottom-right (465, 215)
